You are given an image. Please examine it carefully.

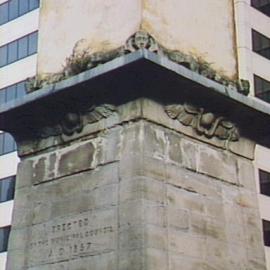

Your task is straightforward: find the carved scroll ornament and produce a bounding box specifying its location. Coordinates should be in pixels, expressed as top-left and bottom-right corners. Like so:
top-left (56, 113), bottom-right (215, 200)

top-left (165, 104), bottom-right (239, 142)
top-left (40, 104), bottom-right (117, 138)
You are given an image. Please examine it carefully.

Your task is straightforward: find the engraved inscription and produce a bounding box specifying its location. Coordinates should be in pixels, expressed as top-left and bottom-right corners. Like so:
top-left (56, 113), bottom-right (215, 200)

top-left (28, 209), bottom-right (116, 266)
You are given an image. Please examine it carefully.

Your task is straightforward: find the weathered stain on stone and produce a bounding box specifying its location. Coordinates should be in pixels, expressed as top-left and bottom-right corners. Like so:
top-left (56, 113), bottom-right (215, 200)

top-left (58, 142), bottom-right (95, 176)
top-left (48, 153), bottom-right (56, 179)
top-left (32, 157), bottom-right (46, 183)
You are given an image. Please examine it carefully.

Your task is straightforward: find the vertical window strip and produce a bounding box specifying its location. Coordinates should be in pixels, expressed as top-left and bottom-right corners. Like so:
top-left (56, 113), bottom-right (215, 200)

top-left (0, 80), bottom-right (27, 105)
top-left (0, 0), bottom-right (39, 26)
top-left (0, 31), bottom-right (38, 68)
top-left (0, 226), bottom-right (11, 253)
top-left (0, 133), bottom-right (16, 155)
top-left (0, 175), bottom-right (16, 203)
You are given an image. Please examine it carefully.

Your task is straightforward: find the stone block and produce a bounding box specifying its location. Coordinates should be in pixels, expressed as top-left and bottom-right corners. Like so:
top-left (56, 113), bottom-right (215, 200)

top-left (167, 185), bottom-right (205, 214)
top-left (237, 158), bottom-right (256, 190)
top-left (168, 207), bottom-right (189, 231)
top-left (197, 144), bottom-right (238, 184)
top-left (118, 249), bottom-right (143, 270)
top-left (50, 184), bottom-right (118, 219)
top-left (7, 227), bottom-right (29, 251)
top-left (166, 164), bottom-right (222, 199)
top-left (27, 208), bottom-right (117, 267)
top-left (6, 249), bottom-right (27, 270)
top-left (12, 187), bottom-right (33, 229)
top-left (16, 160), bottom-right (34, 189)
top-left (119, 200), bottom-right (143, 227)
top-left (57, 141), bottom-right (96, 177)
top-left (168, 230), bottom-right (206, 259)
top-left (144, 201), bottom-right (167, 228)
top-left (120, 177), bottom-right (166, 204)
top-left (98, 126), bottom-right (122, 165)
top-left (143, 122), bottom-right (167, 160)
top-left (145, 224), bottom-right (167, 250)
top-left (27, 252), bottom-right (117, 270)
top-left (119, 225), bottom-right (143, 250)
top-left (228, 137), bottom-right (255, 160)
top-left (180, 138), bottom-right (198, 171)
top-left (145, 248), bottom-right (168, 270)
top-left (30, 140), bottom-right (98, 184)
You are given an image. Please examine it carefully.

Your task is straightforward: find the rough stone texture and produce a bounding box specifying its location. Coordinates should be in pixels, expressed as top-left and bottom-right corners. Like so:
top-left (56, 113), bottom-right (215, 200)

top-left (7, 99), bottom-right (266, 270)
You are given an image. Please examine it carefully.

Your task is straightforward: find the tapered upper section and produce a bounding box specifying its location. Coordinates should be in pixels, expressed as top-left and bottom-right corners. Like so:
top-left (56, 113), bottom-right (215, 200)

top-left (37, 0), bottom-right (237, 79)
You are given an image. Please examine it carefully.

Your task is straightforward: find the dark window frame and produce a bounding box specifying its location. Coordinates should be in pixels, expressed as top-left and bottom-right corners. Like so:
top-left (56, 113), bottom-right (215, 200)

top-left (258, 169), bottom-right (270, 196)
top-left (0, 175), bottom-right (16, 203)
top-left (263, 219), bottom-right (270, 247)
top-left (252, 29), bottom-right (270, 60)
top-left (251, 0), bottom-right (270, 17)
top-left (254, 74), bottom-right (270, 103)
top-left (0, 226), bottom-right (11, 253)
top-left (0, 80), bottom-right (27, 105)
top-left (0, 31), bottom-right (38, 68)
top-left (0, 133), bottom-right (17, 156)
top-left (0, 0), bottom-right (40, 26)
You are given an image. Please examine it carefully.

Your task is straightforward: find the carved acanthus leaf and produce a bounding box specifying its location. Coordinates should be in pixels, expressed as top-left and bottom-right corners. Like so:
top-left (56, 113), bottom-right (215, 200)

top-left (165, 104), bottom-right (239, 142)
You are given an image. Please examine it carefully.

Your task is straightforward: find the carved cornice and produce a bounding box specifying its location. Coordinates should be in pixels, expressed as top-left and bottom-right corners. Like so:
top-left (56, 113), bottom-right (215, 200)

top-left (39, 104), bottom-right (117, 138)
top-left (27, 31), bottom-right (250, 95)
top-left (165, 103), bottom-right (239, 142)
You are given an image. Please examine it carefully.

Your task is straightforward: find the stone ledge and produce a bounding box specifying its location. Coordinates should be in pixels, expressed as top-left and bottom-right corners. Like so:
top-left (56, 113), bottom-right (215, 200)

top-left (0, 50), bottom-right (270, 149)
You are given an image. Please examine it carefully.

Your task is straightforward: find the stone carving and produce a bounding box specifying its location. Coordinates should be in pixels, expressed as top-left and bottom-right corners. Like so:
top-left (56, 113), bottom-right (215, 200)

top-left (124, 30), bottom-right (159, 53)
top-left (61, 112), bottom-right (83, 136)
top-left (86, 104), bottom-right (117, 124)
top-left (165, 103), bottom-right (239, 141)
top-left (39, 104), bottom-right (117, 138)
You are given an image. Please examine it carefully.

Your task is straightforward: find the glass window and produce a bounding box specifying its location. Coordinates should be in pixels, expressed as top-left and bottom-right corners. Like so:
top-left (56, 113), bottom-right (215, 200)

top-left (251, 0), bottom-right (270, 16)
top-left (28, 31), bottom-right (38, 55)
top-left (0, 176), bottom-right (15, 203)
top-left (252, 30), bottom-right (270, 60)
top-left (0, 90), bottom-right (5, 105)
top-left (0, 226), bottom-right (11, 253)
top-left (19, 0), bottom-right (29, 15)
top-left (259, 169), bottom-right (270, 196)
top-left (0, 81), bottom-right (27, 106)
top-left (7, 41), bottom-right (18, 64)
top-left (29, 0), bottom-right (39, 10)
top-left (0, 45), bottom-right (8, 67)
top-left (8, 0), bottom-right (19, 20)
top-left (0, 3), bottom-right (8, 25)
top-left (6, 85), bottom-right (16, 102)
top-left (16, 81), bottom-right (26, 98)
top-left (18, 36), bottom-right (28, 59)
top-left (263, 220), bottom-right (270, 247)
top-left (254, 75), bottom-right (270, 103)
top-left (3, 133), bottom-right (15, 153)
top-left (0, 0), bottom-right (39, 25)
top-left (0, 32), bottom-right (38, 67)
top-left (0, 134), bottom-right (3, 155)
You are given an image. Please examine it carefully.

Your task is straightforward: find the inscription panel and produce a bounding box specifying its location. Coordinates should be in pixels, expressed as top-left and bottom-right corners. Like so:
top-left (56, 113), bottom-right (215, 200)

top-left (27, 208), bottom-right (117, 267)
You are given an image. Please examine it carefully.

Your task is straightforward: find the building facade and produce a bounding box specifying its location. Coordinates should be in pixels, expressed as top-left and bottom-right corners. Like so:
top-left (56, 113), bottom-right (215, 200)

top-left (0, 0), bottom-right (39, 269)
top-left (235, 0), bottom-right (270, 268)
top-left (0, 0), bottom-right (270, 269)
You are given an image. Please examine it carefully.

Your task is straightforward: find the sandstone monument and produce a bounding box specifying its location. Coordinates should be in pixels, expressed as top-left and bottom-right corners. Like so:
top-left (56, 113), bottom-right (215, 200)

top-left (0, 1), bottom-right (269, 269)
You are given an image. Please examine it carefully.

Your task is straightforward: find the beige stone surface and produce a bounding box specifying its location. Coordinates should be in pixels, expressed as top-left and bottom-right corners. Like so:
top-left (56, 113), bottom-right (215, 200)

top-left (7, 101), bottom-right (266, 269)
top-left (37, 0), bottom-right (237, 78)
top-left (142, 0), bottom-right (237, 79)
top-left (37, 0), bottom-right (141, 74)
